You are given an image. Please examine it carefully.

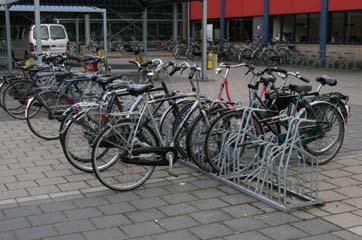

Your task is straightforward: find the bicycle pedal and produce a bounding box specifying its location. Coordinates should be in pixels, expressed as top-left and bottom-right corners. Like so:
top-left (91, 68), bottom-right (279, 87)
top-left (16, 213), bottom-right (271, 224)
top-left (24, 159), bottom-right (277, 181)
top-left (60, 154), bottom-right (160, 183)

top-left (165, 169), bottom-right (179, 178)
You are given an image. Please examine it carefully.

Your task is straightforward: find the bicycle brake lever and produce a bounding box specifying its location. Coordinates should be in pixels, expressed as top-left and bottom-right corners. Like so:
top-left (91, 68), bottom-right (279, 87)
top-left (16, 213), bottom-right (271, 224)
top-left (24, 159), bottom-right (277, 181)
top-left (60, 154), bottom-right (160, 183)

top-left (180, 66), bottom-right (187, 76)
top-left (245, 68), bottom-right (252, 76)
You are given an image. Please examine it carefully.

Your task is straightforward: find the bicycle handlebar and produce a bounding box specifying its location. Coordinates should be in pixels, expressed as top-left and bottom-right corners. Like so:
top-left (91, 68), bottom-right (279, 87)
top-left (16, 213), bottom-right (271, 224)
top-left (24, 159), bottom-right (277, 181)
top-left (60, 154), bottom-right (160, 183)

top-left (219, 62), bottom-right (247, 68)
top-left (277, 71), bottom-right (310, 83)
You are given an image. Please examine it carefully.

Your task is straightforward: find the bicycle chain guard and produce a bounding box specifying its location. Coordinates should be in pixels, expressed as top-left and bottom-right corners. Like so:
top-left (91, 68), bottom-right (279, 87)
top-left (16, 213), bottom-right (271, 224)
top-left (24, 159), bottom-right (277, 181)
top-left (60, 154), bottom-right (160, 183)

top-left (121, 147), bottom-right (178, 166)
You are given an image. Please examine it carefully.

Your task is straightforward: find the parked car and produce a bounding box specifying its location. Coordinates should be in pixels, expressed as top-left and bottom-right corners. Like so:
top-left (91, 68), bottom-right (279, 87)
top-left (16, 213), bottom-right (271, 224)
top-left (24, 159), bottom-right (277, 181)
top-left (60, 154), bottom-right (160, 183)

top-left (11, 24), bottom-right (69, 60)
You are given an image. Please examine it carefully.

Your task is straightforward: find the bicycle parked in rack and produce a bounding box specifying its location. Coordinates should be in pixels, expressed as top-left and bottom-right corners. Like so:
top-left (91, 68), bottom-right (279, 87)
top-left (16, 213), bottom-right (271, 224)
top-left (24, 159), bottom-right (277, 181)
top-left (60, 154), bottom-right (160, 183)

top-left (0, 54), bottom-right (350, 195)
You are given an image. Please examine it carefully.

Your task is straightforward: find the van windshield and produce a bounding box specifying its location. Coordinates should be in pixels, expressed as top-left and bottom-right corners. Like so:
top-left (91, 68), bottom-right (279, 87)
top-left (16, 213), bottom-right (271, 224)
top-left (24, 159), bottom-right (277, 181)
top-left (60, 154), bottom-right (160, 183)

top-left (50, 26), bottom-right (66, 40)
top-left (33, 26), bottom-right (49, 40)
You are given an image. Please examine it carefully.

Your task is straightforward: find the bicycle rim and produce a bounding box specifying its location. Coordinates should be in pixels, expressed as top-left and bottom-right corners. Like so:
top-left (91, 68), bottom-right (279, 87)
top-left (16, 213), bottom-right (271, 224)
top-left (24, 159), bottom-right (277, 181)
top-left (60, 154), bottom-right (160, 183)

top-left (92, 120), bottom-right (157, 191)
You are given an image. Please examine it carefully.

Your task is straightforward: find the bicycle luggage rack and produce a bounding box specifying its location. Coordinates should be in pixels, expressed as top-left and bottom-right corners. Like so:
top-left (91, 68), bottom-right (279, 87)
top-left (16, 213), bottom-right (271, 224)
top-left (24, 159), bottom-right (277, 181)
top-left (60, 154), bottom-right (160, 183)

top-left (183, 107), bottom-right (322, 212)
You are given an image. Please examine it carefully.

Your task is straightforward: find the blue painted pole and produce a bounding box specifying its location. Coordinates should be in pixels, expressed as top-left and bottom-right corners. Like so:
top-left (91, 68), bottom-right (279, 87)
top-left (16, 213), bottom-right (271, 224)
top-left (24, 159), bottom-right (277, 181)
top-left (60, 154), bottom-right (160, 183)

top-left (263, 0), bottom-right (269, 44)
top-left (320, 0), bottom-right (328, 67)
top-left (219, 0), bottom-right (225, 49)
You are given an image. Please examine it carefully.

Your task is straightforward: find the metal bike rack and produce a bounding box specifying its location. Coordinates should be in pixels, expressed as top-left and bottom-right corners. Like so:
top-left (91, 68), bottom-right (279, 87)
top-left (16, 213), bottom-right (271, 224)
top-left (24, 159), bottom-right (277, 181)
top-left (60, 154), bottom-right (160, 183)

top-left (183, 107), bottom-right (322, 212)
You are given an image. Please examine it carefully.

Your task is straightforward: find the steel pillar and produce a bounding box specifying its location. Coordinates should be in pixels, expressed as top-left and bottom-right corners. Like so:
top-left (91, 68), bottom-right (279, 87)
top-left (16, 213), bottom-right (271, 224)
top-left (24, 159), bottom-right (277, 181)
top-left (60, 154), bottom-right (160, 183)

top-left (219, 0), bottom-right (225, 48)
top-left (4, 3), bottom-right (12, 71)
top-left (143, 8), bottom-right (148, 57)
top-left (263, 0), bottom-right (269, 44)
top-left (34, 0), bottom-right (42, 56)
top-left (320, 0), bottom-right (329, 67)
top-left (173, 2), bottom-right (178, 41)
top-left (187, 2), bottom-right (191, 40)
top-left (201, 0), bottom-right (207, 80)
top-left (75, 16), bottom-right (79, 54)
top-left (103, 10), bottom-right (108, 73)
top-left (85, 14), bottom-right (90, 46)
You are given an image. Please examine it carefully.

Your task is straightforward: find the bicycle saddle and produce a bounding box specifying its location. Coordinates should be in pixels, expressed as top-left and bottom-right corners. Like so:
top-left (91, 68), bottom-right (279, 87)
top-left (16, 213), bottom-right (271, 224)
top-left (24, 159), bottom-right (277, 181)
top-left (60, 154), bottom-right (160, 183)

top-left (1, 73), bottom-right (16, 79)
top-left (96, 75), bottom-right (123, 84)
top-left (260, 75), bottom-right (276, 85)
top-left (126, 84), bottom-right (153, 96)
top-left (289, 84), bottom-right (312, 93)
top-left (316, 75), bottom-right (337, 87)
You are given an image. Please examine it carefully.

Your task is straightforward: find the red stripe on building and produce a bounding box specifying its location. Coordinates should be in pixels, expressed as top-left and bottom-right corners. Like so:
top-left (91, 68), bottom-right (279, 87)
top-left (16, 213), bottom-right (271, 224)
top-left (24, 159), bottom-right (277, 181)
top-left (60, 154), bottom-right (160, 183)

top-left (190, 0), bottom-right (362, 20)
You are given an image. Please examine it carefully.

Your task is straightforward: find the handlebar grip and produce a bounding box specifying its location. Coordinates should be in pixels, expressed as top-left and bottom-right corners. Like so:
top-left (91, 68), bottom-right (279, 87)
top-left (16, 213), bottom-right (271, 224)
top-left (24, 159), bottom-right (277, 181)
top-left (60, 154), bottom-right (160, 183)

top-left (140, 61), bottom-right (153, 68)
top-left (128, 61), bottom-right (138, 65)
top-left (300, 76), bottom-right (310, 83)
top-left (270, 68), bottom-right (287, 74)
top-left (188, 68), bottom-right (197, 91)
top-left (169, 66), bottom-right (180, 76)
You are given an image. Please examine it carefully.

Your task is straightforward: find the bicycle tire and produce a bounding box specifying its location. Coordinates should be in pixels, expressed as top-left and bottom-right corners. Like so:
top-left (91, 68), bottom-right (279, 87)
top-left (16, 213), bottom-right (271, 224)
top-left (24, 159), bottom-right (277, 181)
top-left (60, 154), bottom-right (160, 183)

top-left (2, 80), bottom-right (35, 119)
top-left (61, 110), bottom-right (110, 172)
top-left (186, 106), bottom-right (223, 172)
top-left (92, 119), bottom-right (158, 191)
top-left (302, 101), bottom-right (345, 165)
top-left (26, 91), bottom-right (69, 140)
top-left (204, 109), bottom-right (263, 173)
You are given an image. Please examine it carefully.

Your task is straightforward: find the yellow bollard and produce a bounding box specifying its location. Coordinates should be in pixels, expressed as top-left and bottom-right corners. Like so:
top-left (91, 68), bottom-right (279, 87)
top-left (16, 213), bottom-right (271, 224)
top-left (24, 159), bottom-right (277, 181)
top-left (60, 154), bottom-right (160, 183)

top-left (79, 44), bottom-right (86, 55)
top-left (135, 50), bottom-right (143, 63)
top-left (207, 51), bottom-right (213, 70)
top-left (213, 52), bottom-right (218, 69)
top-left (96, 49), bottom-right (104, 58)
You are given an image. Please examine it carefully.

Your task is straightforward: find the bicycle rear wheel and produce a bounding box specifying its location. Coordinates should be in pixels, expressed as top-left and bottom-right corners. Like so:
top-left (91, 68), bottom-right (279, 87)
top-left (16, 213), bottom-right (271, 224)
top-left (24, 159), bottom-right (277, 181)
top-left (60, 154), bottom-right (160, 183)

top-left (186, 106), bottom-right (224, 171)
top-left (302, 102), bottom-right (345, 165)
top-left (61, 110), bottom-right (110, 172)
top-left (92, 120), bottom-right (158, 191)
top-left (204, 110), bottom-right (262, 173)
top-left (2, 80), bottom-right (35, 119)
top-left (26, 91), bottom-right (69, 140)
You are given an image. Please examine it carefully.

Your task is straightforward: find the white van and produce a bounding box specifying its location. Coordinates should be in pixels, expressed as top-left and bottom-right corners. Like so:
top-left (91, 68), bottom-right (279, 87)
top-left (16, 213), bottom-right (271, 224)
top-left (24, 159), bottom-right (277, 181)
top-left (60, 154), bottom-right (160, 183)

top-left (11, 24), bottom-right (69, 59)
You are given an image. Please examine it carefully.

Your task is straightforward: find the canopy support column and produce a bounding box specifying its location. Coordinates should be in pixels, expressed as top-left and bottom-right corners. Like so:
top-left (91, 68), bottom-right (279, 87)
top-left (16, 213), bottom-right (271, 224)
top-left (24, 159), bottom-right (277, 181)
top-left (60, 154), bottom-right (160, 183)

top-left (201, 0), bottom-right (208, 80)
top-left (173, 2), bottom-right (178, 41)
top-left (4, 3), bottom-right (12, 71)
top-left (320, 0), bottom-right (328, 67)
top-left (103, 10), bottom-right (108, 73)
top-left (263, 0), bottom-right (269, 44)
top-left (75, 16), bottom-right (79, 54)
top-left (34, 0), bottom-right (42, 57)
top-left (85, 14), bottom-right (90, 46)
top-left (187, 2), bottom-right (191, 40)
top-left (219, 0), bottom-right (225, 48)
top-left (143, 8), bottom-right (148, 58)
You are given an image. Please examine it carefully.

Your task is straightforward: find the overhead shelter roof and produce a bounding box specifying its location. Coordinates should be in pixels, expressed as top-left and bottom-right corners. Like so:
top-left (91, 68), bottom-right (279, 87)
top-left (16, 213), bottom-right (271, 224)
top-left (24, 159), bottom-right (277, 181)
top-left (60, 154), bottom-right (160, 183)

top-left (5, 0), bottom-right (199, 8)
top-left (0, 4), bottom-right (105, 12)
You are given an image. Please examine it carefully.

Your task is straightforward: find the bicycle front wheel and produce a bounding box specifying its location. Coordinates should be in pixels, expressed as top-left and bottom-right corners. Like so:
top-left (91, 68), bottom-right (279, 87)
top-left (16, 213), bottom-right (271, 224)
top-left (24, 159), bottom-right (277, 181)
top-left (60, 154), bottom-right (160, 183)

top-left (92, 120), bottom-right (158, 191)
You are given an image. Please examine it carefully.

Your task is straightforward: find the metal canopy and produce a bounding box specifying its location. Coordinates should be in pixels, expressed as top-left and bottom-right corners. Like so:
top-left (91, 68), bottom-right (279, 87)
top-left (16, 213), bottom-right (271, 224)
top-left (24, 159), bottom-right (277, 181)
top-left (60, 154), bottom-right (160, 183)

top-left (1, 2), bottom-right (108, 72)
top-left (0, 4), bottom-right (105, 12)
top-left (16, 0), bottom-right (198, 8)
top-left (2, 0), bottom-right (207, 79)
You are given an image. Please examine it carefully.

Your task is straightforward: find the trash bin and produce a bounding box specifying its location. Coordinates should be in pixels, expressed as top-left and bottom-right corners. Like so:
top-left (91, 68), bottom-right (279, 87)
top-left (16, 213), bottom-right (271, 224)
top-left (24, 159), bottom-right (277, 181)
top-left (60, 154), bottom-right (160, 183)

top-left (135, 49), bottom-right (143, 63)
top-left (212, 52), bottom-right (218, 69)
top-left (207, 51), bottom-right (213, 70)
top-left (207, 51), bottom-right (218, 69)
top-left (79, 44), bottom-right (86, 55)
top-left (96, 47), bottom-right (104, 58)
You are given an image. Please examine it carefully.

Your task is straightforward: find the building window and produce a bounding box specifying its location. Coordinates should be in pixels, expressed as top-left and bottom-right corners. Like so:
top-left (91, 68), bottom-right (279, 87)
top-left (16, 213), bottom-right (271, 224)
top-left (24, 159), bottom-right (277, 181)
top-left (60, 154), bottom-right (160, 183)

top-left (228, 18), bottom-right (252, 42)
top-left (282, 15), bottom-right (294, 42)
top-left (295, 14), bottom-right (308, 43)
top-left (330, 12), bottom-right (345, 44)
top-left (272, 16), bottom-right (282, 41)
top-left (309, 13), bottom-right (320, 43)
top-left (346, 11), bottom-right (362, 44)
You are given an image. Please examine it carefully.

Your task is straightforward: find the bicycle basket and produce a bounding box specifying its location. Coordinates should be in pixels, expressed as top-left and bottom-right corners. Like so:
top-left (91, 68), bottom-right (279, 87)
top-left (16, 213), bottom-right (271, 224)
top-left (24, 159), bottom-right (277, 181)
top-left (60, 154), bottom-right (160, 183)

top-left (84, 61), bottom-right (99, 72)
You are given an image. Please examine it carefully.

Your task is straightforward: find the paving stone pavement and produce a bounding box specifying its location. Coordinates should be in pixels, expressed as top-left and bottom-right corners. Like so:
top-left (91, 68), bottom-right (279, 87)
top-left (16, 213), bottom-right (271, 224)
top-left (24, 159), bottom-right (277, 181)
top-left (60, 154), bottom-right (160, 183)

top-left (1, 66), bottom-right (362, 239)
